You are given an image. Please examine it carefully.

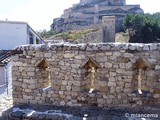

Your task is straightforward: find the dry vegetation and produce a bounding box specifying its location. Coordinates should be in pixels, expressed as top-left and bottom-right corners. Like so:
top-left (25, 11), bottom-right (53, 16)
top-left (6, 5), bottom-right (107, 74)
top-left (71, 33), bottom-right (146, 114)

top-left (115, 32), bottom-right (129, 43)
top-left (46, 28), bottom-right (129, 43)
top-left (48, 28), bottom-right (99, 41)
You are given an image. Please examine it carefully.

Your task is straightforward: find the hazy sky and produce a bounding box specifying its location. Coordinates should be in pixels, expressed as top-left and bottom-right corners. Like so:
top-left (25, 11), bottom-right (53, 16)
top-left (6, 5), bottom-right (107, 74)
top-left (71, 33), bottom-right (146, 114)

top-left (0, 0), bottom-right (159, 31)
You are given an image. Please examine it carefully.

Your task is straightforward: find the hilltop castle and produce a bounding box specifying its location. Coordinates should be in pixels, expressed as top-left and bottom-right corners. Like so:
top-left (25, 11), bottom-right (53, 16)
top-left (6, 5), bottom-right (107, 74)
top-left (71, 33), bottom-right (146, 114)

top-left (51, 0), bottom-right (143, 32)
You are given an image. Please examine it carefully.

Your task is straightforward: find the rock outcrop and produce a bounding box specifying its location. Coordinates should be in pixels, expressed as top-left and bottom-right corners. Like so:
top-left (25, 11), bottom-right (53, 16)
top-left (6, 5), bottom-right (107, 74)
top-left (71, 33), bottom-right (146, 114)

top-left (51, 0), bottom-right (143, 32)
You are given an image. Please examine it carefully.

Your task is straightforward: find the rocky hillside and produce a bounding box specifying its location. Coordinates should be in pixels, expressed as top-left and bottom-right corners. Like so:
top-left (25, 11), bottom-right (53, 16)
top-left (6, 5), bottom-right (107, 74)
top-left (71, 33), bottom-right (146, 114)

top-left (51, 0), bottom-right (143, 33)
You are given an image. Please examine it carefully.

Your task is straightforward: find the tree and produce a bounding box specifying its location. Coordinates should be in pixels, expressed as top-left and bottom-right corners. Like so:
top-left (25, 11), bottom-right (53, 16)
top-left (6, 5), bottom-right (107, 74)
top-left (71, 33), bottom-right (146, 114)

top-left (37, 29), bottom-right (57, 39)
top-left (123, 13), bottom-right (160, 43)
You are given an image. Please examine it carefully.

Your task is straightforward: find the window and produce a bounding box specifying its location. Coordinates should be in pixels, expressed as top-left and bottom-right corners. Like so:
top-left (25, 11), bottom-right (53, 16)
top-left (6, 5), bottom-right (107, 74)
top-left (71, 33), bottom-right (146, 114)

top-left (36, 38), bottom-right (40, 44)
top-left (29, 33), bottom-right (34, 44)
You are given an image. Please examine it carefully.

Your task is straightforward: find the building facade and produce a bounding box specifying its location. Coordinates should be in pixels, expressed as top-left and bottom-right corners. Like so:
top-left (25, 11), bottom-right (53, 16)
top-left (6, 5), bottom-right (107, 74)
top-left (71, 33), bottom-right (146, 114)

top-left (0, 20), bottom-right (44, 50)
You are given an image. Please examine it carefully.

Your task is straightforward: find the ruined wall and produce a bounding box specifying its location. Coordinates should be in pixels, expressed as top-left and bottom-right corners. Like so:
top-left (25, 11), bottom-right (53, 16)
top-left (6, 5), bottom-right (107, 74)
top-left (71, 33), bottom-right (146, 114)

top-left (12, 43), bottom-right (160, 108)
top-left (77, 29), bottom-right (103, 43)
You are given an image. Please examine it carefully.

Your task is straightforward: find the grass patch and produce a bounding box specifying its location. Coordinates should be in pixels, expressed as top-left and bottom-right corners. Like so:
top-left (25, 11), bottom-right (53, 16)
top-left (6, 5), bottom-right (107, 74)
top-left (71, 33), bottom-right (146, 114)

top-left (115, 32), bottom-right (129, 43)
top-left (49, 28), bottom-right (99, 41)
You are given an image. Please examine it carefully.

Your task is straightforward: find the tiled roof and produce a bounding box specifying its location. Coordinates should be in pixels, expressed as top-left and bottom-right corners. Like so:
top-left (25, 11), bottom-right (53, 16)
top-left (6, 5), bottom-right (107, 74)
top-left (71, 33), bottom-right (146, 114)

top-left (0, 50), bottom-right (12, 66)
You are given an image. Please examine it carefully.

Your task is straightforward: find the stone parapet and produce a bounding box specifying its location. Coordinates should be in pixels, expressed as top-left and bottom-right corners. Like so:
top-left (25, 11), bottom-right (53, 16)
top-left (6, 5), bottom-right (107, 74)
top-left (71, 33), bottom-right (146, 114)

top-left (12, 43), bottom-right (160, 108)
top-left (14, 43), bottom-right (160, 51)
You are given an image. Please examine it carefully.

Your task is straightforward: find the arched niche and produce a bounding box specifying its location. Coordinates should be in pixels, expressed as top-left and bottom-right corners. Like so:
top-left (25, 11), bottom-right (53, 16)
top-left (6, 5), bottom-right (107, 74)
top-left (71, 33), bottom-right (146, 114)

top-left (133, 58), bottom-right (151, 70)
top-left (132, 58), bottom-right (151, 94)
top-left (36, 59), bottom-right (51, 88)
top-left (36, 59), bottom-right (49, 69)
top-left (81, 57), bottom-right (101, 93)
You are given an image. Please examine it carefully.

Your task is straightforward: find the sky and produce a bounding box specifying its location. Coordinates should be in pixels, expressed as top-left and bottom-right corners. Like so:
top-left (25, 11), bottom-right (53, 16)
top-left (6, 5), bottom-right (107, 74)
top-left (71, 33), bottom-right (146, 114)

top-left (0, 0), bottom-right (160, 31)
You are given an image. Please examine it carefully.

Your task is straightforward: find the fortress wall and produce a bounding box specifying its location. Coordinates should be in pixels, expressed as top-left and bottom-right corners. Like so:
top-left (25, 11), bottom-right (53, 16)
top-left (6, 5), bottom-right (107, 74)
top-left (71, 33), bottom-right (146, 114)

top-left (61, 5), bottom-right (141, 22)
top-left (99, 5), bottom-right (141, 11)
top-left (12, 43), bottom-right (160, 108)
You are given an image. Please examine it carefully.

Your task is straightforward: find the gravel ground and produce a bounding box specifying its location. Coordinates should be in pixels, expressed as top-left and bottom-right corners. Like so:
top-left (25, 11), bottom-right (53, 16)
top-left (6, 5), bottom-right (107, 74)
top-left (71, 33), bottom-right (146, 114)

top-left (0, 95), bottom-right (13, 117)
top-left (2, 104), bottom-right (160, 120)
top-left (0, 84), bottom-right (13, 119)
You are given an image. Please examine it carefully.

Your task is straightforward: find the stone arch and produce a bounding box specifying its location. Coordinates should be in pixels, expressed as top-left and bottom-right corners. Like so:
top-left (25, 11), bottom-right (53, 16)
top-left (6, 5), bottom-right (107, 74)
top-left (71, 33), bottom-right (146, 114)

top-left (81, 57), bottom-right (100, 93)
top-left (36, 59), bottom-right (51, 88)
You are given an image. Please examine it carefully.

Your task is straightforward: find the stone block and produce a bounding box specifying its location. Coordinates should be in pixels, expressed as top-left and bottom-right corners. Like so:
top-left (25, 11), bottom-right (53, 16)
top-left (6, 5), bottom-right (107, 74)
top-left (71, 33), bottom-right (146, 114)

top-left (116, 87), bottom-right (123, 92)
top-left (28, 84), bottom-right (36, 89)
top-left (60, 101), bottom-right (66, 106)
top-left (119, 63), bottom-right (125, 68)
top-left (108, 82), bottom-right (116, 87)
top-left (105, 52), bottom-right (112, 55)
top-left (108, 77), bottom-right (116, 82)
top-left (44, 53), bottom-right (52, 58)
top-left (72, 86), bottom-right (81, 92)
top-left (125, 62), bottom-right (132, 69)
top-left (59, 91), bottom-right (64, 95)
top-left (67, 101), bottom-right (73, 106)
top-left (96, 56), bottom-right (108, 62)
top-left (27, 72), bottom-right (35, 76)
top-left (66, 86), bottom-right (72, 91)
top-left (116, 69), bottom-right (125, 74)
top-left (62, 80), bottom-right (67, 85)
top-left (103, 95), bottom-right (108, 99)
top-left (124, 53), bottom-right (134, 57)
top-left (110, 87), bottom-right (116, 94)
top-left (63, 53), bottom-right (75, 58)
top-left (150, 44), bottom-right (157, 50)
top-left (155, 65), bottom-right (160, 70)
top-left (106, 100), bottom-right (112, 104)
top-left (124, 89), bottom-right (131, 93)
top-left (117, 57), bottom-right (130, 63)
top-left (24, 88), bottom-right (31, 93)
top-left (105, 62), bottom-right (112, 68)
top-left (113, 52), bottom-right (121, 57)
top-left (117, 82), bottom-right (124, 86)
top-left (73, 81), bottom-right (81, 86)
top-left (125, 83), bottom-right (131, 88)
top-left (143, 45), bottom-right (150, 51)
top-left (109, 72), bottom-right (116, 77)
top-left (75, 54), bottom-right (85, 59)
top-left (97, 99), bottom-right (105, 104)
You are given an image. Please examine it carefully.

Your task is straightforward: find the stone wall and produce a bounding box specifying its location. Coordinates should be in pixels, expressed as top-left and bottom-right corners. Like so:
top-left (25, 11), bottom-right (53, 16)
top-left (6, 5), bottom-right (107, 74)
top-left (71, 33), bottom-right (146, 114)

top-left (12, 43), bottom-right (160, 108)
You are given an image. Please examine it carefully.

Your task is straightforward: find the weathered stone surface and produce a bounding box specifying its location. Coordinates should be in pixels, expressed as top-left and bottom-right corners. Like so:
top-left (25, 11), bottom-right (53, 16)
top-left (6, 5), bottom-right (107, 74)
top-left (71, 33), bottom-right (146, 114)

top-left (155, 65), bottom-right (160, 70)
top-left (12, 43), bottom-right (160, 108)
top-left (73, 81), bottom-right (81, 86)
top-left (63, 53), bottom-right (75, 58)
top-left (105, 62), bottom-right (112, 68)
top-left (108, 82), bottom-right (116, 87)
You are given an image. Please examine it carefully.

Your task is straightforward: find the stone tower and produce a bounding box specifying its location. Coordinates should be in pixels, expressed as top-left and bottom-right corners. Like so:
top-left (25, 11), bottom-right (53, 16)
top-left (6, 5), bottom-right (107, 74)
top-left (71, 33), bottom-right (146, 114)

top-left (102, 16), bottom-right (115, 42)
